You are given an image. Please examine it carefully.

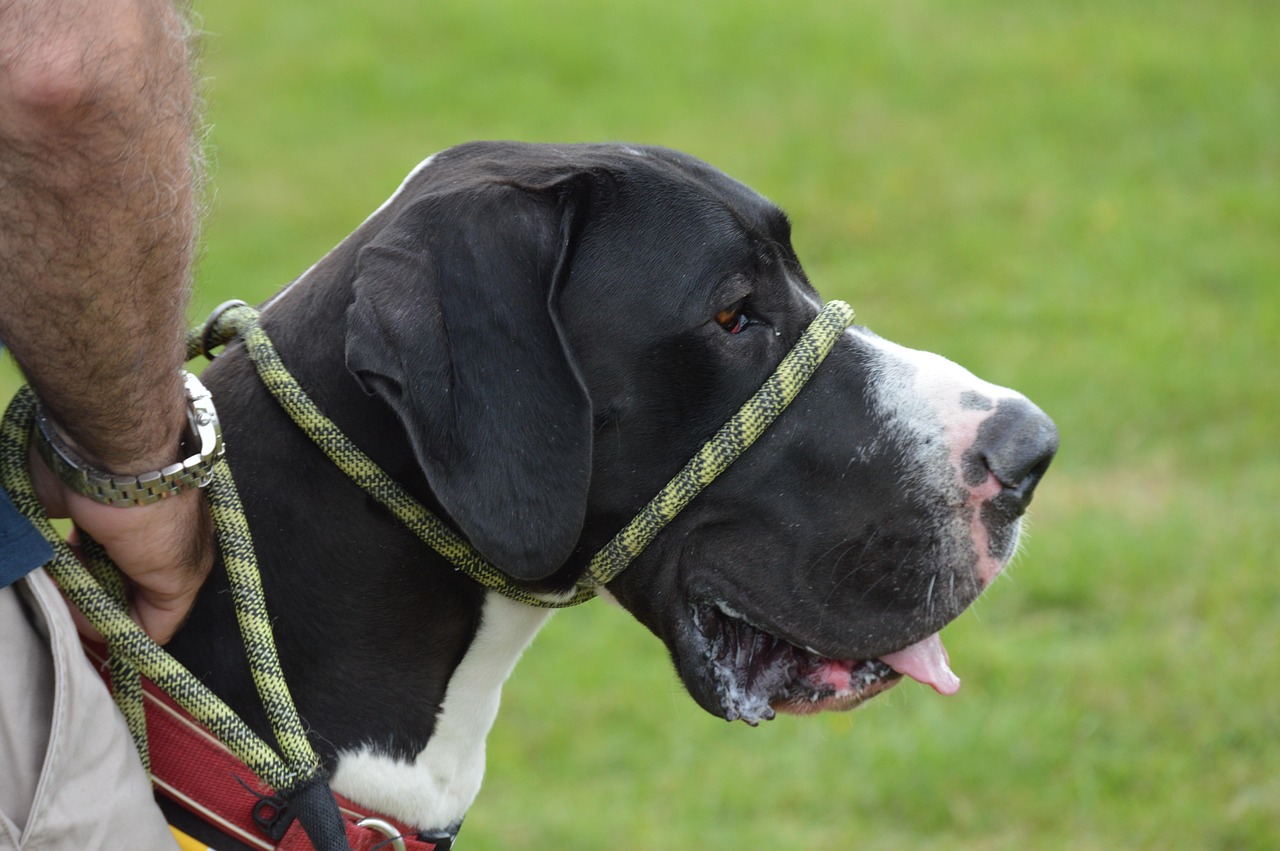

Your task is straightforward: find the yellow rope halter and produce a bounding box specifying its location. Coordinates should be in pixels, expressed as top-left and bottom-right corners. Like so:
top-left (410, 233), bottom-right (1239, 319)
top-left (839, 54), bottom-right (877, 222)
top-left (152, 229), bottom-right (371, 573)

top-left (200, 298), bottom-right (856, 606)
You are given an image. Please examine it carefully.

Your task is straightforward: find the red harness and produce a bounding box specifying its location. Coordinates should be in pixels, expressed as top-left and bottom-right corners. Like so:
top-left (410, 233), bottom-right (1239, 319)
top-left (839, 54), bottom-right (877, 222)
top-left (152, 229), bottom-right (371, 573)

top-left (85, 643), bottom-right (442, 851)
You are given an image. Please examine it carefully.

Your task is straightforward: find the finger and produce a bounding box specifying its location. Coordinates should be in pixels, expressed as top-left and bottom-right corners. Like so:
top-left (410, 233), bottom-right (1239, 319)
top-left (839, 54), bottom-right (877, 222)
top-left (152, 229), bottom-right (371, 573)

top-left (65, 489), bottom-right (214, 644)
top-left (132, 579), bottom-right (204, 645)
top-left (128, 494), bottom-right (214, 644)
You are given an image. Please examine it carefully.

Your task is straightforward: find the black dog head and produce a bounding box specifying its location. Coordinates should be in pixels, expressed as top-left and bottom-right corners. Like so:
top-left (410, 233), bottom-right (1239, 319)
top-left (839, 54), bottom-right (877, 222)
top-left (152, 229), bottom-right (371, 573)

top-left (339, 141), bottom-right (1058, 724)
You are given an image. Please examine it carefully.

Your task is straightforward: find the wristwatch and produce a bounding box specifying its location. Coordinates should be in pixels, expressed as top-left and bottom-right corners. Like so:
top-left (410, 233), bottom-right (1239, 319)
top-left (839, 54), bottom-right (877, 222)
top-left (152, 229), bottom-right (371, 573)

top-left (33, 371), bottom-right (225, 507)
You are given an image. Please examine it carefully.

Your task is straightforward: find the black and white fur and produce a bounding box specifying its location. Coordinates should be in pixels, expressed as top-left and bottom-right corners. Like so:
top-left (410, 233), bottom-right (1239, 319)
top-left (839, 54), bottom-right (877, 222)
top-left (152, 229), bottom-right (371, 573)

top-left (166, 142), bottom-right (1057, 844)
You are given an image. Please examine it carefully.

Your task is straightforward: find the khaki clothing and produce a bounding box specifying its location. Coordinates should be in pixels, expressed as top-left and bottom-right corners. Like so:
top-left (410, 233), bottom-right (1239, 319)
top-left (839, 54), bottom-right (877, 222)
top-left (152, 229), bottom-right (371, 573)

top-left (0, 569), bottom-right (176, 850)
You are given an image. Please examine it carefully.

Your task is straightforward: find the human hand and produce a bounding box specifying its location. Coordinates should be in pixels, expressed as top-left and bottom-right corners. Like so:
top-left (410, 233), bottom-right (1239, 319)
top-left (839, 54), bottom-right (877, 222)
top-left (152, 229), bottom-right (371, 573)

top-left (28, 442), bottom-right (214, 644)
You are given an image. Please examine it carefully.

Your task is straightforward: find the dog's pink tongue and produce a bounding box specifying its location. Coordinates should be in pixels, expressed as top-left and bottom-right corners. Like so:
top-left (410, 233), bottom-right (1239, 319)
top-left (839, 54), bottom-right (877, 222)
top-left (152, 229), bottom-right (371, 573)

top-left (880, 633), bottom-right (961, 695)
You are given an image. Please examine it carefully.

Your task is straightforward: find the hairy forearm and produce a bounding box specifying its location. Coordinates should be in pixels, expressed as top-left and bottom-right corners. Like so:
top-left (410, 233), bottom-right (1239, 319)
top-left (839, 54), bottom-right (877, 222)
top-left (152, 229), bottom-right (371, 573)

top-left (0, 0), bottom-right (201, 472)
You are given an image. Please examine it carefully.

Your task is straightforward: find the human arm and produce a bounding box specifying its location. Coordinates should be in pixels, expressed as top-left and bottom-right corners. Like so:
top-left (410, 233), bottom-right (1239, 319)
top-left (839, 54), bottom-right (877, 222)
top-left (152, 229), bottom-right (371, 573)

top-left (0, 0), bottom-right (211, 642)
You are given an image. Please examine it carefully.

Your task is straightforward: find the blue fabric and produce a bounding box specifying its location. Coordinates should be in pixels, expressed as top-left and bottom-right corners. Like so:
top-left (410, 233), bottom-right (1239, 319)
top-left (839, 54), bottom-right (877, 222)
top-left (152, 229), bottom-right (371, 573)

top-left (1, 342), bottom-right (53, 587)
top-left (0, 480), bottom-right (51, 589)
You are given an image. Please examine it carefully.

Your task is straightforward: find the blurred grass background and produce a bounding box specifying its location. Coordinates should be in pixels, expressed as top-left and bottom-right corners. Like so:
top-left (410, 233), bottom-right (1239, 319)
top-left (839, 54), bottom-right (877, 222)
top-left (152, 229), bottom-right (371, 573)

top-left (4, 0), bottom-right (1277, 847)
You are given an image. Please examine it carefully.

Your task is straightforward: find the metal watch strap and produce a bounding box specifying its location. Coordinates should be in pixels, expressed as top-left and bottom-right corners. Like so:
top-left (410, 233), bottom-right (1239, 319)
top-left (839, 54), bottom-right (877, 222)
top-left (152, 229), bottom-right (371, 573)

top-left (33, 371), bottom-right (225, 508)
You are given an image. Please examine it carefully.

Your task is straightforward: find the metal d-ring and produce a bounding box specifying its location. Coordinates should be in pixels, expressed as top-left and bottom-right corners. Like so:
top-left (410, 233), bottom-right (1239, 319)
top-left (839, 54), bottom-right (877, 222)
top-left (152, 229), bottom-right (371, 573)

top-left (199, 299), bottom-right (249, 360)
top-left (354, 816), bottom-right (408, 851)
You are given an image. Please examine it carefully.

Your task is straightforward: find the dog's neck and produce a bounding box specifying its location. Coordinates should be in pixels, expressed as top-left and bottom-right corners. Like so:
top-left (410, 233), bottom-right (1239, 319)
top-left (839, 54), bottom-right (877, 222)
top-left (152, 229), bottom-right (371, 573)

top-left (328, 593), bottom-right (552, 831)
top-left (170, 279), bottom-right (554, 834)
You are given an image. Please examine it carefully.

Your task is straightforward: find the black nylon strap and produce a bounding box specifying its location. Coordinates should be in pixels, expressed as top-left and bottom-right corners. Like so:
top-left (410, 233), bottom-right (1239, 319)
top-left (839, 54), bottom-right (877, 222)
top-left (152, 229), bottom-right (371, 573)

top-left (284, 776), bottom-right (353, 851)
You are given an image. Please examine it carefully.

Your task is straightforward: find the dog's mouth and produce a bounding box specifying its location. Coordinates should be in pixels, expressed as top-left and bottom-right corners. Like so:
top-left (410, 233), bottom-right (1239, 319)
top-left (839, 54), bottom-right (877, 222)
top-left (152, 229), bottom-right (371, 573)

top-left (690, 602), bottom-right (961, 725)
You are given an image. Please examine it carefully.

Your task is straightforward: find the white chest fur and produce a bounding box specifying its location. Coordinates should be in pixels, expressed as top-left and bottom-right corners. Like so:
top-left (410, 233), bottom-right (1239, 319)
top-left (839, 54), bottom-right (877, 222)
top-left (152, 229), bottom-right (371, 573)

top-left (329, 593), bottom-right (552, 830)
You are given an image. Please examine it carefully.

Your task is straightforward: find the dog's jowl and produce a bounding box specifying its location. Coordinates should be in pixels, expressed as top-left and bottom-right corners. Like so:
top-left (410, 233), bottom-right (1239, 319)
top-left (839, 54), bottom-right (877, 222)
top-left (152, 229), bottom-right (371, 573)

top-left (168, 142), bottom-right (1058, 840)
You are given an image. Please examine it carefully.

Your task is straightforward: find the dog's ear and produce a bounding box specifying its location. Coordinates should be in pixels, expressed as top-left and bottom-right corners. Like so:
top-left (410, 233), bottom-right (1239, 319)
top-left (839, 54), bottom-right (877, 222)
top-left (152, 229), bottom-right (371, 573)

top-left (344, 181), bottom-right (591, 581)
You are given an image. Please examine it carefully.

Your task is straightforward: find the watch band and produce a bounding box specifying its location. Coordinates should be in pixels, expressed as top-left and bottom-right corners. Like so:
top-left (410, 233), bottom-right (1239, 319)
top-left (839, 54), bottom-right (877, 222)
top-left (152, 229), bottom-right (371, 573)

top-left (33, 371), bottom-right (225, 507)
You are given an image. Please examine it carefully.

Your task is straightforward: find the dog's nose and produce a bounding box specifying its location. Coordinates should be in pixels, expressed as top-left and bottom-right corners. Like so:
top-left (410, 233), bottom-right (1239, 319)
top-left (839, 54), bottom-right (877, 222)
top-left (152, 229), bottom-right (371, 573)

top-left (968, 397), bottom-right (1058, 520)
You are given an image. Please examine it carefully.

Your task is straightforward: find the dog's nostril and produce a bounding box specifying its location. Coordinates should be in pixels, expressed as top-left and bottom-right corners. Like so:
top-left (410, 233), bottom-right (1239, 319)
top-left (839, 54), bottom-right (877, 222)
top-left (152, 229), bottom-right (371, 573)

top-left (968, 397), bottom-right (1059, 515)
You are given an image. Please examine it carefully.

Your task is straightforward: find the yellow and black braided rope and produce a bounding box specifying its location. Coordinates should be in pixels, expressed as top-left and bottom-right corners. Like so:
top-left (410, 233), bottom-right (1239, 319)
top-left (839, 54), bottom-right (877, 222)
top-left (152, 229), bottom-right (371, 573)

top-left (202, 300), bottom-right (854, 607)
top-left (81, 533), bottom-right (150, 770)
top-left (0, 386), bottom-right (322, 795)
top-left (205, 457), bottom-right (323, 780)
top-left (204, 304), bottom-right (597, 608)
top-left (586, 299), bottom-right (856, 585)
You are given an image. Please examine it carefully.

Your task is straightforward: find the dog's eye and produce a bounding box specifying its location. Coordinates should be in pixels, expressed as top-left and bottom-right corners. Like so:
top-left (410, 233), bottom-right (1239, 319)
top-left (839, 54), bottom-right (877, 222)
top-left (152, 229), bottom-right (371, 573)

top-left (715, 304), bottom-right (751, 334)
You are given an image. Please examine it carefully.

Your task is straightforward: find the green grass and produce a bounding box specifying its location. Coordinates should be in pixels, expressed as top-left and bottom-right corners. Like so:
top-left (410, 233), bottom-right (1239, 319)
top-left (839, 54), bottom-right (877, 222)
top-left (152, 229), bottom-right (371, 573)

top-left (4, 0), bottom-right (1277, 847)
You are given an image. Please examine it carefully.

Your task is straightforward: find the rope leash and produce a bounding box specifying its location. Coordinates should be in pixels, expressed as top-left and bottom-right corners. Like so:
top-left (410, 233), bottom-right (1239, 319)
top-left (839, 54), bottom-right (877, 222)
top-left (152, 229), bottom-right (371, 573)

top-left (0, 391), bottom-right (343, 847)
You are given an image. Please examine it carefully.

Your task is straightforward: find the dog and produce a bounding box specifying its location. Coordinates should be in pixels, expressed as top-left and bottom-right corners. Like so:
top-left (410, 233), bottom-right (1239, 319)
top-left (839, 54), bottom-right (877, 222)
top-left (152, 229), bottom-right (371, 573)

top-left (165, 141), bottom-right (1058, 845)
